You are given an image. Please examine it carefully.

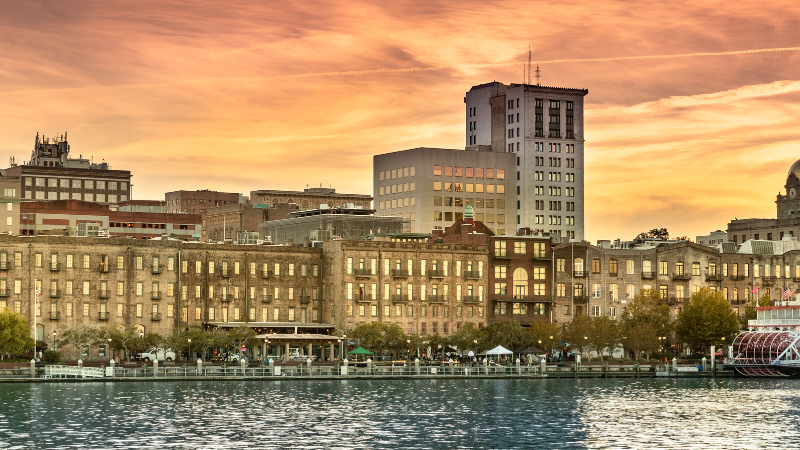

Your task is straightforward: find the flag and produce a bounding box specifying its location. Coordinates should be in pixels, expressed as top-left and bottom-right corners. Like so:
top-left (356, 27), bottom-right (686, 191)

top-left (783, 288), bottom-right (792, 300)
top-left (35, 285), bottom-right (39, 304)
top-left (752, 286), bottom-right (758, 294)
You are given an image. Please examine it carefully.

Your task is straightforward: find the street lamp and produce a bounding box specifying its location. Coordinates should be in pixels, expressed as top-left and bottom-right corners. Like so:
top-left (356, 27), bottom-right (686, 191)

top-left (187, 338), bottom-right (192, 362)
top-left (407, 339), bottom-right (411, 360)
top-left (52, 331), bottom-right (57, 352)
top-left (340, 334), bottom-right (347, 360)
top-left (107, 337), bottom-right (112, 360)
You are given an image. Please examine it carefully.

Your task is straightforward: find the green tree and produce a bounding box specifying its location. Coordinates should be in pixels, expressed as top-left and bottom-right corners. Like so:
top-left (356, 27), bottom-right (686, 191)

top-left (478, 321), bottom-right (530, 351)
top-left (620, 289), bottom-right (673, 340)
top-left (0, 309), bottom-right (35, 360)
top-left (350, 323), bottom-right (387, 354)
top-left (676, 288), bottom-right (740, 351)
top-left (103, 326), bottom-right (141, 361)
top-left (528, 321), bottom-right (562, 355)
top-left (635, 228), bottom-right (669, 240)
top-left (741, 293), bottom-right (771, 328)
top-left (624, 324), bottom-right (659, 361)
top-left (448, 322), bottom-right (482, 354)
top-left (383, 323), bottom-right (406, 359)
top-left (586, 316), bottom-right (619, 362)
top-left (562, 315), bottom-right (592, 358)
top-left (58, 326), bottom-right (104, 360)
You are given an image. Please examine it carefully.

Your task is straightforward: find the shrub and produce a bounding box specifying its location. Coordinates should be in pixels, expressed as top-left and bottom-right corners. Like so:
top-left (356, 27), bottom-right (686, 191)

top-left (43, 350), bottom-right (62, 364)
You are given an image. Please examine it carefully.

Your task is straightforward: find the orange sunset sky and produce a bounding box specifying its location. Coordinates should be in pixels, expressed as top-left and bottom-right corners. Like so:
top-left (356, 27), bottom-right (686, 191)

top-left (1, 0), bottom-right (799, 243)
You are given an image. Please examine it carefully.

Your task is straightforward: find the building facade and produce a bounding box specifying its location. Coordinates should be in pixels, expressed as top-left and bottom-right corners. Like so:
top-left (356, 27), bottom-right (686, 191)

top-left (165, 190), bottom-right (240, 215)
top-left (465, 82), bottom-right (588, 240)
top-left (205, 203), bottom-right (268, 242)
top-left (18, 200), bottom-right (201, 240)
top-left (259, 207), bottom-right (406, 245)
top-left (249, 187), bottom-right (372, 211)
top-left (0, 177), bottom-right (21, 235)
top-left (373, 147), bottom-right (515, 235)
top-left (323, 239), bottom-right (490, 335)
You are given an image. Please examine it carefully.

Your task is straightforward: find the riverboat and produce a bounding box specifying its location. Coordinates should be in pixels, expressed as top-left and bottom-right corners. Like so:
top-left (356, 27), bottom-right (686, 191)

top-left (725, 303), bottom-right (800, 377)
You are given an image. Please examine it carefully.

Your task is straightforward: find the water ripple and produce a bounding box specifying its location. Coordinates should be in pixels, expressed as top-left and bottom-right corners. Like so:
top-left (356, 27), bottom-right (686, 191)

top-left (0, 379), bottom-right (798, 449)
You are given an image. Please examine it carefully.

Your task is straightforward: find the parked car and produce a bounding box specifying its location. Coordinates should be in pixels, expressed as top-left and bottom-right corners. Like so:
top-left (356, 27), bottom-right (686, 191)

top-left (135, 348), bottom-right (176, 362)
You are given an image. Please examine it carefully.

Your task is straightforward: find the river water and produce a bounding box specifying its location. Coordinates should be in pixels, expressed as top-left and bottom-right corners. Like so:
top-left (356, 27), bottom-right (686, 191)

top-left (0, 378), bottom-right (798, 449)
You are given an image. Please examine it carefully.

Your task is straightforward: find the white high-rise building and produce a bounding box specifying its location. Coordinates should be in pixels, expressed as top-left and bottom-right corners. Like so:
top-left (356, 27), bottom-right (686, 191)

top-left (465, 82), bottom-right (588, 240)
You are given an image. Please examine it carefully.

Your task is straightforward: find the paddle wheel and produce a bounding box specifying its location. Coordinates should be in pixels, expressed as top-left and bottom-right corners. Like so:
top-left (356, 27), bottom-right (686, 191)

top-left (726, 331), bottom-right (800, 377)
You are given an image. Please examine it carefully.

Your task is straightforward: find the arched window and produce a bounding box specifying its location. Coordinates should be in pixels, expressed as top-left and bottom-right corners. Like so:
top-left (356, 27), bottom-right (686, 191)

top-left (301, 200), bottom-right (310, 210)
top-left (271, 198), bottom-right (280, 204)
top-left (133, 324), bottom-right (145, 338)
top-left (513, 267), bottom-right (528, 299)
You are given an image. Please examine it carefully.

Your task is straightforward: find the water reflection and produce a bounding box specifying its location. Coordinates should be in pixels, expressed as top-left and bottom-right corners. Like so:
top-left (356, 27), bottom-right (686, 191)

top-left (0, 379), bottom-right (797, 449)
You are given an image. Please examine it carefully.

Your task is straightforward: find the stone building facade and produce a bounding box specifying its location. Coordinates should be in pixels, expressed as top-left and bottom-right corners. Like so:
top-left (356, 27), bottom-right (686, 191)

top-left (250, 187), bottom-right (372, 211)
top-left (165, 190), bottom-right (240, 215)
top-left (322, 240), bottom-right (490, 335)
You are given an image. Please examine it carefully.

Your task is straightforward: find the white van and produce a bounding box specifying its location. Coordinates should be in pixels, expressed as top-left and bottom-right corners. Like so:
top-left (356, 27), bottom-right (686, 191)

top-left (136, 348), bottom-right (176, 362)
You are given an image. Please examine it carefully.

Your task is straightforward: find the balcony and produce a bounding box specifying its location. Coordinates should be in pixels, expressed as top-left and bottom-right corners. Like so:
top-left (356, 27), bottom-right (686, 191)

top-left (428, 295), bottom-right (446, 303)
top-left (668, 296), bottom-right (686, 305)
top-left (672, 273), bottom-right (692, 281)
top-left (0, 289), bottom-right (8, 297)
top-left (608, 272), bottom-right (619, 278)
top-left (221, 270), bottom-right (230, 278)
top-left (573, 271), bottom-right (587, 278)
top-left (730, 274), bottom-right (745, 281)
top-left (793, 276), bottom-right (800, 283)
top-left (98, 312), bottom-right (109, 321)
top-left (356, 295), bottom-right (374, 303)
top-left (300, 295), bottom-right (310, 304)
top-left (573, 295), bottom-right (589, 302)
top-left (532, 254), bottom-right (550, 261)
top-left (99, 290), bottom-right (110, 299)
top-left (151, 313), bottom-right (162, 321)
top-left (354, 269), bottom-right (372, 278)
top-left (493, 252), bottom-right (512, 260)
top-left (463, 295), bottom-right (481, 304)
top-left (221, 296), bottom-right (230, 303)
top-left (391, 294), bottom-right (407, 303)
top-left (98, 263), bottom-right (109, 273)
top-left (706, 274), bottom-right (723, 282)
top-left (261, 295), bottom-right (272, 304)
top-left (49, 289), bottom-right (60, 298)
top-left (428, 270), bottom-right (445, 279)
top-left (50, 263), bottom-right (61, 272)
top-left (763, 276), bottom-right (777, 284)
top-left (262, 271), bottom-right (271, 280)
top-left (463, 271), bottom-right (480, 280)
top-left (0, 262), bottom-right (8, 270)
top-left (151, 292), bottom-right (162, 300)
top-left (152, 266), bottom-right (161, 274)
top-left (391, 269), bottom-right (408, 278)
top-left (49, 312), bottom-right (60, 320)
top-left (641, 272), bottom-right (656, 279)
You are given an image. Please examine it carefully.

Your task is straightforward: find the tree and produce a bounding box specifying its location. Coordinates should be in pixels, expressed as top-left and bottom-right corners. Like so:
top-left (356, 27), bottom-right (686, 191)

top-left (635, 228), bottom-right (669, 240)
top-left (103, 326), bottom-right (141, 361)
top-left (676, 288), bottom-right (740, 351)
top-left (350, 323), bottom-right (388, 355)
top-left (227, 325), bottom-right (257, 354)
top-left (528, 322), bottom-right (562, 355)
top-left (58, 326), bottom-right (104, 360)
top-left (586, 316), bottom-right (619, 362)
top-left (383, 323), bottom-right (406, 359)
top-left (448, 322), bottom-right (481, 354)
top-left (620, 289), bottom-right (673, 340)
top-left (742, 293), bottom-right (771, 328)
top-left (625, 324), bottom-right (659, 361)
top-left (562, 315), bottom-right (592, 358)
top-left (478, 321), bottom-right (530, 351)
top-left (0, 309), bottom-right (35, 360)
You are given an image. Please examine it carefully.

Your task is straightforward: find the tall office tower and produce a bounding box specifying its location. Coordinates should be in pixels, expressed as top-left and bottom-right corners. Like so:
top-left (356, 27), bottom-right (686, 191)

top-left (465, 82), bottom-right (588, 241)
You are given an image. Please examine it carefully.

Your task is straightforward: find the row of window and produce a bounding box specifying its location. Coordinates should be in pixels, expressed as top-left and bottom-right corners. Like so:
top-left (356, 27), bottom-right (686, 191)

top-left (346, 258), bottom-right (485, 278)
top-left (346, 303), bottom-right (484, 323)
top-left (23, 178), bottom-right (128, 190)
top-left (23, 191), bottom-right (126, 202)
top-left (558, 258), bottom-right (800, 279)
top-left (433, 166), bottom-right (506, 179)
top-left (346, 282), bottom-right (484, 302)
top-left (435, 197), bottom-right (506, 208)
top-left (433, 182), bottom-right (506, 194)
top-left (434, 211), bottom-right (505, 224)
top-left (493, 302), bottom-right (547, 316)
top-left (493, 240), bottom-right (547, 257)
top-left (378, 183), bottom-right (416, 196)
top-left (0, 252), bottom-right (320, 277)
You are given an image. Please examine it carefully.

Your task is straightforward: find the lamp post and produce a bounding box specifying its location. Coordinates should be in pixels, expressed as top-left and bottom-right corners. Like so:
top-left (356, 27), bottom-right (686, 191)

top-left (407, 339), bottom-right (411, 360)
top-left (340, 334), bottom-right (346, 360)
top-left (52, 331), bottom-right (57, 352)
top-left (107, 337), bottom-right (112, 360)
top-left (187, 338), bottom-right (192, 362)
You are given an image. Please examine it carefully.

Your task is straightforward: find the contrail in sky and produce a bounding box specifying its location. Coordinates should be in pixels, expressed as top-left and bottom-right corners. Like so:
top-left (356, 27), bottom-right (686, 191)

top-left (2, 46), bottom-right (799, 95)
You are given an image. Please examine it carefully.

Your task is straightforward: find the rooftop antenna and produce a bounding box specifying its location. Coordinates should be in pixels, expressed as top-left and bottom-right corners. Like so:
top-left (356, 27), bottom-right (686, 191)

top-left (535, 61), bottom-right (541, 86)
top-left (527, 45), bottom-right (532, 85)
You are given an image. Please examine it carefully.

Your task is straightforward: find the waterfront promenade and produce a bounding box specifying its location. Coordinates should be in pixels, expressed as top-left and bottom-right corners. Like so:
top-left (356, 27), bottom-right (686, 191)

top-left (0, 358), bottom-right (732, 382)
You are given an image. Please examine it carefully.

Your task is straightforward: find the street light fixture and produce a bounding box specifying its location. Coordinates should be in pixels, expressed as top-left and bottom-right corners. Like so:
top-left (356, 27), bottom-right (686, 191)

top-left (187, 338), bottom-right (192, 361)
top-left (107, 337), bottom-right (112, 360)
top-left (52, 331), bottom-right (57, 352)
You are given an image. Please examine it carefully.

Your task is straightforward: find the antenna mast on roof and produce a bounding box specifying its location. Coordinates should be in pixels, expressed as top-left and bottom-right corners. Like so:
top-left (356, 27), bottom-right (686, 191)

top-left (535, 61), bottom-right (540, 86)
top-left (527, 45), bottom-right (532, 85)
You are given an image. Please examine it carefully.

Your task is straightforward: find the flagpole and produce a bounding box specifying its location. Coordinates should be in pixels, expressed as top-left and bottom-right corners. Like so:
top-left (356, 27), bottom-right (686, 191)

top-left (33, 278), bottom-right (37, 356)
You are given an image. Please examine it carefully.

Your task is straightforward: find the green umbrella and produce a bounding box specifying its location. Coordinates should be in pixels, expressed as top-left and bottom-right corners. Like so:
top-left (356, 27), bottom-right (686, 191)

top-left (347, 346), bottom-right (374, 356)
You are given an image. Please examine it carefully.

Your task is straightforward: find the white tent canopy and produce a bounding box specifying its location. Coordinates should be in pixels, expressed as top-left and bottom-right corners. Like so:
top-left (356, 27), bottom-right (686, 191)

top-left (485, 345), bottom-right (513, 355)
